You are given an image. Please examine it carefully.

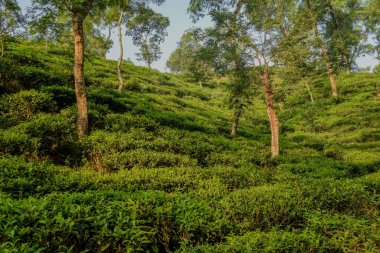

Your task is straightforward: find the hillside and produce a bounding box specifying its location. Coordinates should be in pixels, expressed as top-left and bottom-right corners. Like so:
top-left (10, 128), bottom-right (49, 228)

top-left (0, 42), bottom-right (380, 252)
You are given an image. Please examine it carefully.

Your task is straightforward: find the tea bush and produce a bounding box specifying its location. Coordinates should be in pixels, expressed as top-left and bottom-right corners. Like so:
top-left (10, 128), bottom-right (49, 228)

top-left (0, 90), bottom-right (56, 119)
top-left (1, 42), bottom-right (379, 252)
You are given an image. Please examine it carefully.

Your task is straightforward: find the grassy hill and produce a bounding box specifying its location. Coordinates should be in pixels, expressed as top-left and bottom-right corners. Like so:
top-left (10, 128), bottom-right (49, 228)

top-left (0, 41), bottom-right (380, 252)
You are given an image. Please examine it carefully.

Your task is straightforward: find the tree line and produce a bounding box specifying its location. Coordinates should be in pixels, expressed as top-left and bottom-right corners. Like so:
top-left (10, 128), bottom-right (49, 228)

top-left (1, 0), bottom-right (170, 137)
top-left (1, 0), bottom-right (379, 157)
top-left (167, 0), bottom-right (379, 157)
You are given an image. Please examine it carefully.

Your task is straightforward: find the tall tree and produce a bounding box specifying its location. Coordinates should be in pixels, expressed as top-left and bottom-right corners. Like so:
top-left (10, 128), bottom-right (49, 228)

top-left (98, 7), bottom-right (118, 58)
top-left (303, 0), bottom-right (338, 97)
top-left (190, 0), bottom-right (297, 156)
top-left (189, 0), bottom-right (253, 137)
top-left (362, 0), bottom-right (380, 62)
top-left (166, 28), bottom-right (214, 87)
top-left (244, 0), bottom-right (297, 157)
top-left (32, 0), bottom-right (109, 137)
top-left (126, 7), bottom-right (169, 68)
top-left (301, 0), bottom-right (366, 97)
top-left (27, 5), bottom-right (69, 49)
top-left (0, 0), bottom-right (23, 57)
top-left (109, 0), bottom-right (165, 90)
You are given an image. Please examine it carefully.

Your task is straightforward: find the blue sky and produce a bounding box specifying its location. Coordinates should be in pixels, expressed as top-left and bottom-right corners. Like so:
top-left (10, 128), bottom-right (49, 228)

top-left (18, 0), bottom-right (378, 71)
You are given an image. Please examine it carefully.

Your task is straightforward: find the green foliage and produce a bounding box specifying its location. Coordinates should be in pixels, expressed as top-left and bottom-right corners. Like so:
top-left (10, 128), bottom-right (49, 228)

top-left (40, 85), bottom-right (76, 109)
top-left (0, 90), bottom-right (56, 119)
top-left (1, 41), bottom-right (379, 252)
top-left (127, 7), bottom-right (170, 67)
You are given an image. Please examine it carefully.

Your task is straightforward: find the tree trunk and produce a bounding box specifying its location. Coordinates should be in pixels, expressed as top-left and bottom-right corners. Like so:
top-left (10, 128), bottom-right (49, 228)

top-left (304, 78), bottom-right (314, 103)
top-left (0, 35), bottom-right (4, 57)
top-left (231, 108), bottom-right (242, 137)
top-left (104, 25), bottom-right (112, 59)
top-left (198, 80), bottom-right (203, 88)
top-left (321, 44), bottom-right (338, 97)
top-left (117, 12), bottom-right (125, 91)
top-left (73, 13), bottom-right (89, 138)
top-left (262, 68), bottom-right (280, 157)
top-left (305, 0), bottom-right (338, 97)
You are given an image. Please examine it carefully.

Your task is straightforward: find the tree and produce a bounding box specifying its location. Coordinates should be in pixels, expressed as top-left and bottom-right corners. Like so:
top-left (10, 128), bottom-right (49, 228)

top-left (98, 7), bottom-right (118, 58)
top-left (27, 5), bottom-right (69, 49)
top-left (303, 0), bottom-right (338, 97)
top-left (190, 0), bottom-right (297, 156)
top-left (243, 0), bottom-right (298, 157)
top-left (362, 0), bottom-right (380, 62)
top-left (107, 0), bottom-right (165, 90)
top-left (127, 7), bottom-right (169, 68)
top-left (0, 0), bottom-right (23, 57)
top-left (166, 28), bottom-right (214, 87)
top-left (189, 0), bottom-right (254, 137)
top-left (274, 4), bottom-right (319, 103)
top-left (32, 0), bottom-right (110, 137)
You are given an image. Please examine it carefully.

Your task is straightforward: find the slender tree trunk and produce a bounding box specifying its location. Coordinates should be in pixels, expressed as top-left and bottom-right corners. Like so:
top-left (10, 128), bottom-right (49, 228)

top-left (73, 13), bottom-right (89, 137)
top-left (104, 25), bottom-right (112, 59)
top-left (117, 12), bottom-right (125, 91)
top-left (0, 35), bottom-right (4, 57)
top-left (321, 44), bottom-right (338, 97)
top-left (198, 80), bottom-right (203, 88)
top-left (304, 78), bottom-right (314, 103)
top-left (305, 0), bottom-right (338, 97)
top-left (262, 67), bottom-right (280, 157)
top-left (231, 108), bottom-right (242, 137)
top-left (148, 60), bottom-right (151, 69)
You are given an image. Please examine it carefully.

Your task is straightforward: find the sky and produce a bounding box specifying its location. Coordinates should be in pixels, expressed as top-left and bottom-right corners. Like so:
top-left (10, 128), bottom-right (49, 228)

top-left (17, 0), bottom-right (379, 72)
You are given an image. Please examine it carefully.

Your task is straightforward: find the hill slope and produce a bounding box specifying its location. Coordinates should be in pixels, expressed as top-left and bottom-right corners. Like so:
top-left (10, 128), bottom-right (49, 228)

top-left (0, 42), bottom-right (380, 252)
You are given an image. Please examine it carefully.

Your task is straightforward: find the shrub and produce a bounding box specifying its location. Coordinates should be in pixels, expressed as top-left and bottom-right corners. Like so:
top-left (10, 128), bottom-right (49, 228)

top-left (104, 113), bottom-right (159, 132)
top-left (97, 150), bottom-right (197, 171)
top-left (40, 85), bottom-right (76, 109)
top-left (0, 129), bottom-right (32, 156)
top-left (0, 157), bottom-right (55, 198)
top-left (13, 114), bottom-right (82, 164)
top-left (1, 90), bottom-right (56, 119)
top-left (87, 88), bottom-right (128, 113)
top-left (0, 191), bottom-right (159, 252)
top-left (125, 77), bottom-right (142, 91)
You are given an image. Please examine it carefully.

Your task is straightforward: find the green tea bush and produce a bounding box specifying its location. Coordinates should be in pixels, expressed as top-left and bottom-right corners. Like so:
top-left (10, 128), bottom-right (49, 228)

top-left (0, 129), bottom-right (32, 156)
top-left (0, 157), bottom-right (55, 197)
top-left (165, 197), bottom-right (230, 248)
top-left (0, 192), bottom-right (159, 252)
top-left (177, 229), bottom-right (333, 253)
top-left (125, 77), bottom-right (142, 91)
top-left (356, 171), bottom-right (380, 194)
top-left (87, 88), bottom-right (128, 113)
top-left (97, 149), bottom-right (197, 171)
top-left (40, 85), bottom-right (76, 109)
top-left (12, 114), bottom-right (82, 164)
top-left (0, 90), bottom-right (56, 119)
top-left (104, 113), bottom-right (159, 132)
top-left (220, 184), bottom-right (307, 233)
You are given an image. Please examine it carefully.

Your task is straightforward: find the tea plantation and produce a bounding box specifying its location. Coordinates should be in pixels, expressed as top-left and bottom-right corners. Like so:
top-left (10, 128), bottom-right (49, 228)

top-left (0, 42), bottom-right (379, 252)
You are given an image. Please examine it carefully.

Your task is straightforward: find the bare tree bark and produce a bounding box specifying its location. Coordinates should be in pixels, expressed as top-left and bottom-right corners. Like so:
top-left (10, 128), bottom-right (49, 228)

top-left (305, 0), bottom-right (338, 97)
top-left (231, 108), bottom-right (242, 137)
top-left (0, 35), bottom-right (4, 57)
top-left (262, 66), bottom-right (280, 157)
top-left (104, 25), bottom-right (112, 59)
top-left (117, 12), bottom-right (125, 91)
top-left (73, 13), bottom-right (89, 137)
top-left (304, 78), bottom-right (314, 103)
top-left (227, 0), bottom-right (244, 137)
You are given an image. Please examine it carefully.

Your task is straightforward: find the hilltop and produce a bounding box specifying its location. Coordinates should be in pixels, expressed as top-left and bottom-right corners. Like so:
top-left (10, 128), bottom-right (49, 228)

top-left (0, 42), bottom-right (380, 252)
